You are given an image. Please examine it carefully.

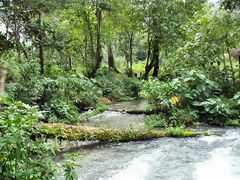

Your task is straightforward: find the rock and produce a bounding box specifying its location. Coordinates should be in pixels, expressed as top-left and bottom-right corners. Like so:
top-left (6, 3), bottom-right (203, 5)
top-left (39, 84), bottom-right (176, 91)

top-left (97, 97), bottom-right (112, 105)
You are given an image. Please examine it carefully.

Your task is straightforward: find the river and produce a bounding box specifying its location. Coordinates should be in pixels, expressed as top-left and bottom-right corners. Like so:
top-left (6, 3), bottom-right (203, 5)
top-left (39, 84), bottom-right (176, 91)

top-left (64, 101), bottom-right (240, 180)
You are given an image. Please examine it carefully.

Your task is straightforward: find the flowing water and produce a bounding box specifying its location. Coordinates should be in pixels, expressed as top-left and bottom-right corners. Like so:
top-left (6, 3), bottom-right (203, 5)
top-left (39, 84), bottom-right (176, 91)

top-left (83, 100), bottom-right (148, 130)
top-left (83, 111), bottom-right (146, 130)
top-left (72, 128), bottom-right (240, 180)
top-left (67, 101), bottom-right (240, 180)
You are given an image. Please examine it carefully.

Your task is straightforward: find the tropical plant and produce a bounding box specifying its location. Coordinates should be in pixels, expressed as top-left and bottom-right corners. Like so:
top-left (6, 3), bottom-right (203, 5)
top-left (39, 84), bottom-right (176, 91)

top-left (0, 97), bottom-right (58, 179)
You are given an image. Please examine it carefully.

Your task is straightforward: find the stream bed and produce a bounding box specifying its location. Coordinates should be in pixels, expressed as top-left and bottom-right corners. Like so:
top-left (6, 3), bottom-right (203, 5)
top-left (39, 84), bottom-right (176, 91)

top-left (72, 128), bottom-right (240, 180)
top-left (65, 101), bottom-right (240, 180)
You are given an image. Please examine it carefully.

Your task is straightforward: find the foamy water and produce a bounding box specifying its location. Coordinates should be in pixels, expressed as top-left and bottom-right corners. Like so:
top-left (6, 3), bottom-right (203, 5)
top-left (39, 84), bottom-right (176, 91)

top-left (69, 128), bottom-right (240, 180)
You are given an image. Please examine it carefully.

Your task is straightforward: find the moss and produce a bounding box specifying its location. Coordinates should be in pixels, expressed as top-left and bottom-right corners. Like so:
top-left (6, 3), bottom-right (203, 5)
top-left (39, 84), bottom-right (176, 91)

top-left (225, 119), bottom-right (240, 127)
top-left (89, 104), bottom-right (108, 117)
top-left (37, 123), bottom-right (213, 143)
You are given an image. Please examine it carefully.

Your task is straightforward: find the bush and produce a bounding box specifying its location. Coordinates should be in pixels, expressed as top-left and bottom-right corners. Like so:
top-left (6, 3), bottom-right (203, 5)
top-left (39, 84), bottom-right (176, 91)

top-left (95, 69), bottom-right (142, 101)
top-left (141, 69), bottom-right (220, 110)
top-left (145, 109), bottom-right (198, 128)
top-left (5, 60), bottom-right (44, 104)
top-left (145, 114), bottom-right (167, 129)
top-left (195, 97), bottom-right (239, 125)
top-left (89, 103), bottom-right (109, 117)
top-left (44, 99), bottom-right (81, 124)
top-left (141, 69), bottom-right (239, 127)
top-left (0, 97), bottom-right (78, 179)
top-left (0, 97), bottom-right (58, 179)
top-left (6, 63), bottom-right (103, 123)
top-left (168, 108), bottom-right (199, 127)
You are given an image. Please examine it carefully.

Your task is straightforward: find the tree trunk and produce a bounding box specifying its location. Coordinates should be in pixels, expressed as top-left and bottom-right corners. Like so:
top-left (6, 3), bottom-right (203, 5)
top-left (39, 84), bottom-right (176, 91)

top-left (38, 123), bottom-right (212, 143)
top-left (144, 36), bottom-right (160, 78)
top-left (84, 26), bottom-right (88, 62)
top-left (152, 37), bottom-right (160, 77)
top-left (128, 33), bottom-right (134, 76)
top-left (0, 64), bottom-right (8, 95)
top-left (83, 9), bottom-right (94, 64)
top-left (146, 34), bottom-right (152, 68)
top-left (68, 55), bottom-right (72, 70)
top-left (92, 1), bottom-right (103, 75)
top-left (225, 34), bottom-right (235, 93)
top-left (107, 44), bottom-right (116, 71)
top-left (239, 56), bottom-right (240, 70)
top-left (38, 11), bottom-right (44, 76)
top-left (13, 12), bottom-right (21, 63)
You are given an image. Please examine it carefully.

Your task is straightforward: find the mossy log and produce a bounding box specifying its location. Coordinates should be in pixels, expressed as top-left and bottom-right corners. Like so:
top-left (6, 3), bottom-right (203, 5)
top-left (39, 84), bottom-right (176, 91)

top-left (37, 123), bottom-right (213, 143)
top-left (107, 108), bottom-right (167, 115)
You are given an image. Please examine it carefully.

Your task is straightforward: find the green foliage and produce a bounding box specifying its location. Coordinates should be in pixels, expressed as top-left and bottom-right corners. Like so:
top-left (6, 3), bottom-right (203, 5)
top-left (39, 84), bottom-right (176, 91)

top-left (0, 97), bottom-right (58, 179)
top-left (195, 96), bottom-right (239, 125)
top-left (5, 60), bottom-right (44, 103)
top-left (63, 160), bottom-right (78, 180)
top-left (44, 100), bottom-right (80, 124)
top-left (225, 119), bottom-right (240, 126)
top-left (168, 109), bottom-right (199, 127)
top-left (141, 69), bottom-right (219, 110)
top-left (166, 127), bottom-right (187, 137)
top-left (95, 69), bottom-right (142, 101)
top-left (232, 91), bottom-right (240, 105)
top-left (89, 103), bottom-right (108, 117)
top-left (145, 109), bottom-right (198, 128)
top-left (145, 114), bottom-right (167, 129)
top-left (58, 75), bottom-right (102, 107)
top-left (141, 70), bottom-right (240, 127)
top-left (5, 62), bottom-right (104, 123)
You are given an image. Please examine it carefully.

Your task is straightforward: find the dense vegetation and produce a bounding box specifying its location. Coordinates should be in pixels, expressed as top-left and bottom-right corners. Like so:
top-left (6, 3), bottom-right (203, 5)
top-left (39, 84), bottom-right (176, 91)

top-left (0, 0), bottom-right (240, 179)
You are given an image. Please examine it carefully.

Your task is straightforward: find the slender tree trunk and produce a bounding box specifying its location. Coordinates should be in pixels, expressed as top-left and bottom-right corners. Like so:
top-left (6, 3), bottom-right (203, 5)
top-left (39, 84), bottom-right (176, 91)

top-left (144, 59), bottom-right (154, 78)
top-left (128, 33), bottom-right (133, 76)
top-left (84, 26), bottom-right (88, 62)
top-left (146, 34), bottom-right (152, 68)
top-left (152, 38), bottom-right (160, 77)
top-left (68, 55), bottom-right (72, 70)
top-left (13, 12), bottom-right (21, 63)
top-left (123, 39), bottom-right (130, 72)
top-left (92, 1), bottom-right (103, 75)
top-left (108, 44), bottom-right (114, 70)
top-left (0, 64), bottom-right (8, 95)
top-left (83, 10), bottom-right (94, 64)
top-left (38, 11), bottom-right (44, 76)
top-left (227, 47), bottom-right (235, 91)
top-left (144, 36), bottom-right (160, 78)
top-left (107, 44), bottom-right (118, 72)
top-left (225, 34), bottom-right (235, 93)
top-left (20, 44), bottom-right (28, 59)
top-left (239, 57), bottom-right (240, 70)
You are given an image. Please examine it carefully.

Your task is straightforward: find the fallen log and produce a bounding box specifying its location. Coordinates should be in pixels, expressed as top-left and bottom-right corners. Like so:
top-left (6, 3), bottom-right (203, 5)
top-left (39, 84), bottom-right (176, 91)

top-left (37, 123), bottom-right (213, 143)
top-left (107, 109), bottom-right (155, 115)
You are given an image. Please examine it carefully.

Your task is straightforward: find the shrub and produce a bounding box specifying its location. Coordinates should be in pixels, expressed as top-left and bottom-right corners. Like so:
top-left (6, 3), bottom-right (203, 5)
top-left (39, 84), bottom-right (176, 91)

top-left (141, 69), bottom-right (239, 127)
top-left (44, 99), bottom-right (81, 124)
top-left (0, 97), bottom-right (78, 179)
top-left (145, 109), bottom-right (198, 128)
top-left (141, 69), bottom-right (220, 110)
top-left (195, 97), bottom-right (239, 125)
top-left (89, 103), bottom-right (108, 117)
top-left (5, 60), bottom-right (44, 104)
top-left (0, 97), bottom-right (58, 179)
top-left (95, 69), bottom-right (142, 101)
top-left (6, 64), bottom-right (103, 123)
top-left (168, 108), bottom-right (199, 127)
top-left (145, 114), bottom-right (167, 129)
